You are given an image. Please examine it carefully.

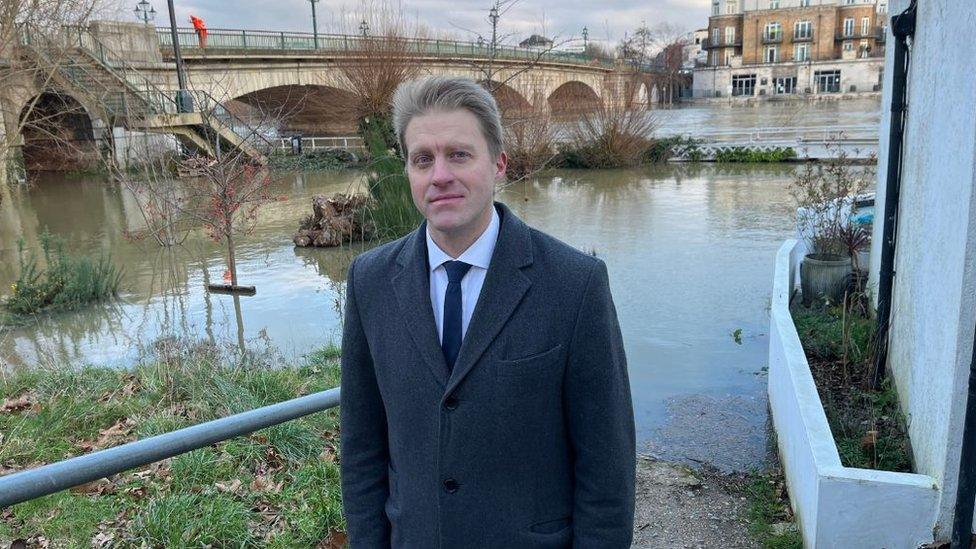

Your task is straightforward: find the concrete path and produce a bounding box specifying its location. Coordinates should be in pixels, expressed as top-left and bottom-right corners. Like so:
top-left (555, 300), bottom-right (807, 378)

top-left (632, 456), bottom-right (757, 548)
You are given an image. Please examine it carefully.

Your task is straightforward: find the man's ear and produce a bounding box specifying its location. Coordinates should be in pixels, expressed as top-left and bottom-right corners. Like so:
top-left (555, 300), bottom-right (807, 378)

top-left (495, 151), bottom-right (508, 179)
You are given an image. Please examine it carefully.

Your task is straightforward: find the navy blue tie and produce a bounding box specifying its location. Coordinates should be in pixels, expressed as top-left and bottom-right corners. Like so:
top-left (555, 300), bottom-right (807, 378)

top-left (441, 261), bottom-right (472, 372)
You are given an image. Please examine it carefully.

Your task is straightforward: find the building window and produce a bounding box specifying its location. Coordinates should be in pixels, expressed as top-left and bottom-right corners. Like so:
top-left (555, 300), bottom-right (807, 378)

top-left (800, 0), bottom-right (810, 5)
top-left (861, 17), bottom-right (870, 36)
top-left (879, 2), bottom-right (888, 13)
top-left (764, 45), bottom-right (780, 63)
top-left (726, 0), bottom-right (737, 15)
top-left (843, 18), bottom-right (854, 37)
top-left (859, 39), bottom-right (870, 57)
top-left (845, 0), bottom-right (856, 5)
top-left (794, 20), bottom-right (812, 40)
top-left (815, 69), bottom-right (841, 93)
top-left (732, 74), bottom-right (757, 96)
top-left (712, 1), bottom-right (720, 15)
top-left (795, 43), bottom-right (810, 61)
top-left (724, 49), bottom-right (733, 65)
top-left (725, 27), bottom-right (736, 45)
top-left (774, 76), bottom-right (797, 94)
top-left (843, 40), bottom-right (854, 51)
top-left (712, 27), bottom-right (720, 47)
top-left (770, 0), bottom-right (779, 8)
top-left (764, 22), bottom-right (782, 42)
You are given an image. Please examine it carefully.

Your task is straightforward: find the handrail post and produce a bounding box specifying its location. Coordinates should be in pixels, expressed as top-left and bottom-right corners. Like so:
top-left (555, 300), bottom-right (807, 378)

top-left (280, 31), bottom-right (285, 50)
top-left (242, 30), bottom-right (247, 48)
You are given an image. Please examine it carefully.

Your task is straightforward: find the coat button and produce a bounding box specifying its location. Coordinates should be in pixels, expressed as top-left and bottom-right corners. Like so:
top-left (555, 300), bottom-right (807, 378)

top-left (443, 478), bottom-right (460, 494)
top-left (444, 395), bottom-right (459, 410)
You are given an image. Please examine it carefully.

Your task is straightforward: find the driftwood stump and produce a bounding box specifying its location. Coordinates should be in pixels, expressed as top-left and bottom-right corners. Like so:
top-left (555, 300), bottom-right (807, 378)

top-left (294, 193), bottom-right (372, 247)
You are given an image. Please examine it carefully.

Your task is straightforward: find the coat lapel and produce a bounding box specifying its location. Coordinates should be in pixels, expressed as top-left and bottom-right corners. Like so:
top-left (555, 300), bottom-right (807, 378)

top-left (392, 224), bottom-right (450, 388)
top-left (445, 203), bottom-right (534, 398)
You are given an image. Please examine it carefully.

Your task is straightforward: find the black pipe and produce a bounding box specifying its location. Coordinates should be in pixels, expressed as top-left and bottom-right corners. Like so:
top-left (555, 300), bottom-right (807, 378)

top-left (953, 318), bottom-right (976, 548)
top-left (871, 0), bottom-right (916, 390)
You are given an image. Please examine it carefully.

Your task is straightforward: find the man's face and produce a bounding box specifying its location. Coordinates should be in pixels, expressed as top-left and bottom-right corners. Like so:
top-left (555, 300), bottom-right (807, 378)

top-left (403, 109), bottom-right (506, 244)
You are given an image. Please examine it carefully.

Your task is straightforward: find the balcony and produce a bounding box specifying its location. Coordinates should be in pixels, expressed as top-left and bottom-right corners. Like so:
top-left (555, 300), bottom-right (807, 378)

top-left (762, 33), bottom-right (784, 44)
top-left (835, 27), bottom-right (886, 41)
top-left (703, 37), bottom-right (742, 50)
top-left (792, 33), bottom-right (813, 43)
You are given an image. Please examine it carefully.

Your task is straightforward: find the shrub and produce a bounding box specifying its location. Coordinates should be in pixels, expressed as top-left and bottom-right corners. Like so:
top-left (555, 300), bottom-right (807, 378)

top-left (360, 114), bottom-right (423, 240)
top-left (714, 147), bottom-right (796, 163)
top-left (269, 148), bottom-right (358, 171)
top-left (557, 98), bottom-right (659, 169)
top-left (5, 230), bottom-right (122, 316)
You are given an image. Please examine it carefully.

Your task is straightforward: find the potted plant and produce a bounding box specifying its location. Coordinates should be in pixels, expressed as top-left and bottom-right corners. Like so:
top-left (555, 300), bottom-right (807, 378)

top-left (790, 149), bottom-right (874, 306)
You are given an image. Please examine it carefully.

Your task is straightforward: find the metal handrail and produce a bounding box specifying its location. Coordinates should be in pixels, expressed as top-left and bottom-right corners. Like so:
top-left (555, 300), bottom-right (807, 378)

top-left (0, 388), bottom-right (340, 508)
top-left (185, 90), bottom-right (276, 152)
top-left (155, 27), bottom-right (622, 70)
top-left (66, 24), bottom-right (179, 116)
top-left (17, 24), bottom-right (127, 118)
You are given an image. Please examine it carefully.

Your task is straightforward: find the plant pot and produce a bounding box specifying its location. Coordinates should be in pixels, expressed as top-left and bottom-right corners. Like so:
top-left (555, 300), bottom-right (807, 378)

top-left (800, 253), bottom-right (852, 306)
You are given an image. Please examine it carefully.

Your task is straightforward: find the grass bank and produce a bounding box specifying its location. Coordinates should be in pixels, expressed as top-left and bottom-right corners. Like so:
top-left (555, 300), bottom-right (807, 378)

top-left (0, 342), bottom-right (345, 547)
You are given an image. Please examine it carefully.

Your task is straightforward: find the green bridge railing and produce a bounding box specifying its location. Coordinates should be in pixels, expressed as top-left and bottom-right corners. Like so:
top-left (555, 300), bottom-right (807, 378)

top-left (156, 27), bottom-right (650, 71)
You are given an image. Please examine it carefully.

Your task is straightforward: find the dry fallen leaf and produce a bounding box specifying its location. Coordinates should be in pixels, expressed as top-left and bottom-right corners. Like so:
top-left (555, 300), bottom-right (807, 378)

top-left (861, 430), bottom-right (878, 453)
top-left (91, 530), bottom-right (114, 547)
top-left (1, 394), bottom-right (36, 414)
top-left (78, 419), bottom-right (137, 452)
top-left (316, 530), bottom-right (348, 549)
top-left (215, 479), bottom-right (243, 494)
top-left (69, 477), bottom-right (116, 496)
top-left (250, 475), bottom-right (282, 494)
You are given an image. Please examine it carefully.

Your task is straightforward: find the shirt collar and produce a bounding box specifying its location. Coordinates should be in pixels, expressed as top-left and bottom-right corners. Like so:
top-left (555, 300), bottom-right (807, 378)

top-left (426, 205), bottom-right (500, 272)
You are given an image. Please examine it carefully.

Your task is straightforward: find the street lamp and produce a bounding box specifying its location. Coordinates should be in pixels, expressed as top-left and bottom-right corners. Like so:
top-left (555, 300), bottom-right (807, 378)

top-left (488, 5), bottom-right (499, 54)
top-left (308, 0), bottom-right (320, 49)
top-left (359, 19), bottom-right (369, 37)
top-left (164, 0), bottom-right (191, 112)
top-left (582, 26), bottom-right (588, 50)
top-left (134, 0), bottom-right (156, 24)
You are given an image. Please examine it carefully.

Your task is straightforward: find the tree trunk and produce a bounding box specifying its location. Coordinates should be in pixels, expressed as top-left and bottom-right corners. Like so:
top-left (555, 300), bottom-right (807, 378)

top-left (225, 222), bottom-right (239, 287)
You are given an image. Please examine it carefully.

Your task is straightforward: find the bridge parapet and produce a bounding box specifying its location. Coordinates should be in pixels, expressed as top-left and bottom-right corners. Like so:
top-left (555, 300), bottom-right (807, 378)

top-left (156, 27), bottom-right (633, 72)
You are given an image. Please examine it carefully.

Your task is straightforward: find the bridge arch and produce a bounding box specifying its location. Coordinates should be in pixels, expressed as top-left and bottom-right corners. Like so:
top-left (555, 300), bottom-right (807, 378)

top-left (232, 84), bottom-right (360, 136)
top-left (479, 81), bottom-right (532, 116)
top-left (19, 92), bottom-right (101, 173)
top-left (547, 81), bottom-right (601, 117)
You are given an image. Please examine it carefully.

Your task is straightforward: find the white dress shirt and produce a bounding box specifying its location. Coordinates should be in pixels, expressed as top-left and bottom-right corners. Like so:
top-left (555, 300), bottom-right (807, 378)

top-left (426, 206), bottom-right (500, 344)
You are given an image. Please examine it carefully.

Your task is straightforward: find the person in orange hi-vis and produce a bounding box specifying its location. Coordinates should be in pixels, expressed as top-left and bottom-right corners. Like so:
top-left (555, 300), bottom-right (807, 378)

top-left (189, 15), bottom-right (207, 48)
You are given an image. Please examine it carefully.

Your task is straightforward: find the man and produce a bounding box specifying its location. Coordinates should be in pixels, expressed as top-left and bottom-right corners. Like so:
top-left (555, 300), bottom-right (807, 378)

top-left (189, 15), bottom-right (207, 48)
top-left (339, 76), bottom-right (635, 548)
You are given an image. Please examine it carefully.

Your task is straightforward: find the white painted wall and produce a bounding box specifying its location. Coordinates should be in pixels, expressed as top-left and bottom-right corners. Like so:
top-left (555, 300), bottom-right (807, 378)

top-left (692, 58), bottom-right (883, 98)
top-left (868, 0), bottom-right (976, 539)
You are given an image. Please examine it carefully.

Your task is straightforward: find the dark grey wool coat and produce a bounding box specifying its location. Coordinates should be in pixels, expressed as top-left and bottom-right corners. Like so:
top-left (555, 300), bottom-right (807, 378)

top-left (339, 202), bottom-right (635, 548)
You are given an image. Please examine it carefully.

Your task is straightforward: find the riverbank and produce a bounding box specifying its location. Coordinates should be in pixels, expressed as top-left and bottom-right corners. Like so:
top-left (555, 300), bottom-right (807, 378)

top-left (1, 341), bottom-right (793, 547)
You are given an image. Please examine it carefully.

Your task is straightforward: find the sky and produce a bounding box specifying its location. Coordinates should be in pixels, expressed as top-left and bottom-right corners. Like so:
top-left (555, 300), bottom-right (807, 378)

top-left (123, 0), bottom-right (712, 48)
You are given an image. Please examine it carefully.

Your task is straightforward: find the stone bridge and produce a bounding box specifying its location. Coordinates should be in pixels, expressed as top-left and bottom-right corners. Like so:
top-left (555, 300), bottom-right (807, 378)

top-left (2, 21), bottom-right (670, 172)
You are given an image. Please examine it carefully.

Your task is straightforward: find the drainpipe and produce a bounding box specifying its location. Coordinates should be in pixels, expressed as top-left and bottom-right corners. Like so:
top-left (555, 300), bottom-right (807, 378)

top-left (871, 0), bottom-right (915, 390)
top-left (953, 317), bottom-right (976, 548)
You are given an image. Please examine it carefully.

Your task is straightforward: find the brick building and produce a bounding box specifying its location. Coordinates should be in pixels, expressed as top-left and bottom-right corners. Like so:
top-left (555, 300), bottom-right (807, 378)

top-left (693, 0), bottom-right (888, 99)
